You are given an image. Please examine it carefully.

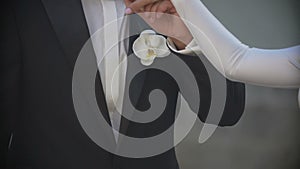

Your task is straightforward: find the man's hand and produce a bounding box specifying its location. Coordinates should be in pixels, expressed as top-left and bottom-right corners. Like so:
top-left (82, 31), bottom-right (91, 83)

top-left (124, 0), bottom-right (193, 50)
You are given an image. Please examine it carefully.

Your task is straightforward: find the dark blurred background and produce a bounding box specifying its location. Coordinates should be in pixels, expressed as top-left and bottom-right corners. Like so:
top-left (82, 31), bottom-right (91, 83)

top-left (175, 0), bottom-right (300, 168)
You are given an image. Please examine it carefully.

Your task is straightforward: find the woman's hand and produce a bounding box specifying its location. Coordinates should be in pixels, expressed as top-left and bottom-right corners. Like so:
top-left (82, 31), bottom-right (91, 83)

top-left (124, 0), bottom-right (167, 14)
top-left (124, 0), bottom-right (193, 50)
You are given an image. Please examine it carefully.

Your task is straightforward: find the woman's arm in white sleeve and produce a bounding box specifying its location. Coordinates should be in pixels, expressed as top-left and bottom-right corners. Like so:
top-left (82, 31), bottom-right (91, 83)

top-left (171, 0), bottom-right (300, 88)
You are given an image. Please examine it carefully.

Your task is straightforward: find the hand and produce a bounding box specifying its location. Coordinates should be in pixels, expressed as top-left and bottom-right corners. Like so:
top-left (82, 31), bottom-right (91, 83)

top-left (124, 0), bottom-right (193, 50)
top-left (124, 0), bottom-right (166, 14)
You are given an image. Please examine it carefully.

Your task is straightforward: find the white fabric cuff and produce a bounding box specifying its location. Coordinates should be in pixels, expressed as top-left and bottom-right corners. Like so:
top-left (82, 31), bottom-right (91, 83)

top-left (289, 55), bottom-right (300, 70)
top-left (167, 38), bottom-right (201, 55)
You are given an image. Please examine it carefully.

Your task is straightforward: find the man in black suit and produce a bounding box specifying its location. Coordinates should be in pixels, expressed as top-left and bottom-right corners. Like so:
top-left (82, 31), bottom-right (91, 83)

top-left (1, 0), bottom-right (245, 169)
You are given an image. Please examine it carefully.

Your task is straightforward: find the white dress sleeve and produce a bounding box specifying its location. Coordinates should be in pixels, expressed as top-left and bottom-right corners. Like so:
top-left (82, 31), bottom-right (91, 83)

top-left (171, 0), bottom-right (300, 88)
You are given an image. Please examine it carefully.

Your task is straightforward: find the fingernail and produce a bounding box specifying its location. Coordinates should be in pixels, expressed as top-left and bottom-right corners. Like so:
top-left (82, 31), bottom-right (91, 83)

top-left (125, 8), bottom-right (132, 15)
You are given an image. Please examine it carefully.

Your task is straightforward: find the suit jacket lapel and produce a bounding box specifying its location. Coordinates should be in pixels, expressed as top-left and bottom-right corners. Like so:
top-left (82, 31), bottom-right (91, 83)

top-left (41, 0), bottom-right (113, 133)
top-left (41, 0), bottom-right (90, 69)
top-left (119, 16), bottom-right (148, 137)
top-left (41, 0), bottom-right (148, 141)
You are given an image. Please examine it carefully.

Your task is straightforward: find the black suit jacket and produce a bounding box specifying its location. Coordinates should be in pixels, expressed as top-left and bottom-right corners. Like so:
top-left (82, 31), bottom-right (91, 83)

top-left (0, 0), bottom-right (245, 169)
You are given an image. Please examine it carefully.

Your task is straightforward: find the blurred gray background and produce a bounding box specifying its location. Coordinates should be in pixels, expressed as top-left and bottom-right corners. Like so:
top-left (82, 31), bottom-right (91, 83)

top-left (175, 0), bottom-right (300, 169)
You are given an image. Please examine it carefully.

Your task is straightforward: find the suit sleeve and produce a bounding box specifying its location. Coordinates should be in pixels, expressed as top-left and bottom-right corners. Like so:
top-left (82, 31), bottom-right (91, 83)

top-left (132, 14), bottom-right (246, 126)
top-left (0, 2), bottom-right (21, 168)
top-left (174, 51), bottom-right (246, 127)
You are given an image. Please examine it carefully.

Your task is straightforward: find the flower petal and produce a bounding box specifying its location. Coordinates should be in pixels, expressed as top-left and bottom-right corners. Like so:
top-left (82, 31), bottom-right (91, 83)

top-left (153, 36), bottom-right (171, 58)
top-left (134, 49), bottom-right (150, 60)
top-left (148, 36), bottom-right (162, 48)
top-left (140, 30), bottom-right (156, 36)
top-left (133, 37), bottom-right (149, 59)
top-left (133, 29), bottom-right (171, 66)
top-left (155, 48), bottom-right (171, 58)
top-left (140, 58), bottom-right (155, 66)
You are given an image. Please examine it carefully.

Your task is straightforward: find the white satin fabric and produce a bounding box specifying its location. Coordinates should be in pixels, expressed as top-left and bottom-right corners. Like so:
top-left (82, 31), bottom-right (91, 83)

top-left (171, 0), bottom-right (300, 88)
top-left (171, 0), bottom-right (300, 107)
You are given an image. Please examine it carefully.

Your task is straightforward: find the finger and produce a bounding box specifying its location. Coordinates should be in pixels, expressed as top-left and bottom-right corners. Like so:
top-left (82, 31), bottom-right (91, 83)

top-left (124, 0), bottom-right (133, 7)
top-left (124, 0), bottom-right (135, 14)
top-left (128, 0), bottom-right (158, 13)
top-left (169, 7), bottom-right (177, 14)
top-left (149, 2), bottom-right (160, 23)
top-left (156, 1), bottom-right (172, 18)
top-left (135, 3), bottom-right (153, 22)
top-left (144, 4), bottom-right (153, 17)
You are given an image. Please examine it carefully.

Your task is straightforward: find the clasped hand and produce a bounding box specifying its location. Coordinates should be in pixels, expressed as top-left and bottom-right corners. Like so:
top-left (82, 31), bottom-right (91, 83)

top-left (124, 0), bottom-right (193, 50)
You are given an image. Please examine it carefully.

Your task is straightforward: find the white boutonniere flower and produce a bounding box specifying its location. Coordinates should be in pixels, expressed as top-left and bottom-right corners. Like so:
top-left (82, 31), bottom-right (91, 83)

top-left (133, 30), bottom-right (171, 66)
